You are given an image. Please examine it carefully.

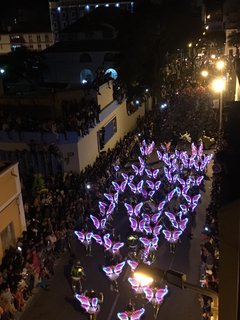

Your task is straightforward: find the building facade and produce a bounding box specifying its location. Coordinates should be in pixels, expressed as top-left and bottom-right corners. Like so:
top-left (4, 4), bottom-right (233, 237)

top-left (0, 162), bottom-right (26, 263)
top-left (48, 0), bottom-right (135, 42)
top-left (0, 32), bottom-right (53, 54)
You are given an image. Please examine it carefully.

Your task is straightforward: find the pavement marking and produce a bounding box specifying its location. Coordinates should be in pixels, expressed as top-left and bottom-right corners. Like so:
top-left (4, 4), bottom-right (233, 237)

top-left (107, 293), bottom-right (120, 320)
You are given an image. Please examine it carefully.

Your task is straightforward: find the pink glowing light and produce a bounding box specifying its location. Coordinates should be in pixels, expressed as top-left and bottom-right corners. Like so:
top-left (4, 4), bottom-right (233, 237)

top-left (143, 286), bottom-right (168, 305)
top-left (158, 200), bottom-right (166, 211)
top-left (75, 294), bottom-right (99, 314)
top-left (117, 308), bottom-right (145, 320)
top-left (129, 217), bottom-right (145, 232)
top-left (102, 261), bottom-right (126, 280)
top-left (92, 234), bottom-right (103, 245)
top-left (103, 234), bottom-right (124, 255)
top-left (128, 277), bottom-right (147, 294)
top-left (163, 230), bottom-right (182, 242)
top-left (74, 231), bottom-right (93, 244)
top-left (127, 260), bottom-right (138, 272)
top-left (90, 215), bottom-right (106, 230)
top-left (157, 150), bottom-right (162, 161)
top-left (124, 202), bottom-right (143, 217)
top-left (143, 224), bottom-right (162, 236)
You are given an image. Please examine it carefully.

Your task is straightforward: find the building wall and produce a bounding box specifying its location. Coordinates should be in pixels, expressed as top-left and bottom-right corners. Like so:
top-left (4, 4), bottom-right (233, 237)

top-left (225, 28), bottom-right (238, 56)
top-left (0, 163), bottom-right (26, 263)
top-left (0, 32), bottom-right (53, 54)
top-left (235, 75), bottom-right (240, 101)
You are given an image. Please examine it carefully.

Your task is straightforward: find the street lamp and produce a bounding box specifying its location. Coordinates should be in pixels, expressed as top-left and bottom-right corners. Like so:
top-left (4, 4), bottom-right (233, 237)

top-left (201, 70), bottom-right (209, 78)
top-left (211, 78), bottom-right (225, 131)
top-left (133, 272), bottom-right (154, 287)
top-left (216, 60), bottom-right (225, 71)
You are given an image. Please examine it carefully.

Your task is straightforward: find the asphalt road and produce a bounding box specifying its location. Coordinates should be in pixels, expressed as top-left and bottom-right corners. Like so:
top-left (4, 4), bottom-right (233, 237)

top-left (19, 155), bottom-right (213, 320)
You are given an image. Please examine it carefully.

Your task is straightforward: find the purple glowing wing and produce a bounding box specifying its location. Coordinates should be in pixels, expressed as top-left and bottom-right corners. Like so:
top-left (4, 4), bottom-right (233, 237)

top-left (157, 150), bottom-right (162, 161)
top-left (129, 217), bottom-right (138, 231)
top-left (139, 237), bottom-right (150, 247)
top-left (152, 236), bottom-right (159, 250)
top-left (143, 225), bottom-right (152, 234)
top-left (106, 202), bottom-right (116, 218)
top-left (143, 287), bottom-right (153, 302)
top-left (114, 165), bottom-right (120, 172)
top-left (177, 177), bottom-right (185, 186)
top-left (124, 203), bottom-right (133, 215)
top-left (192, 194), bottom-right (201, 204)
top-left (121, 173), bottom-right (128, 180)
top-left (141, 189), bottom-right (148, 198)
top-left (114, 261), bottom-right (126, 275)
top-left (191, 143), bottom-right (197, 155)
top-left (160, 143), bottom-right (166, 151)
top-left (155, 180), bottom-right (161, 190)
top-left (194, 161), bottom-right (200, 171)
top-left (148, 190), bottom-right (155, 198)
top-left (180, 204), bottom-right (188, 214)
top-left (179, 218), bottom-right (188, 231)
top-left (112, 242), bottom-right (124, 254)
top-left (156, 286), bottom-right (168, 302)
top-left (146, 180), bottom-right (154, 190)
top-left (167, 189), bottom-right (176, 201)
top-left (117, 312), bottom-right (128, 320)
top-left (131, 308), bottom-right (145, 320)
top-left (173, 174), bottom-right (179, 183)
top-left (142, 213), bottom-right (151, 223)
top-left (183, 194), bottom-right (191, 203)
top-left (145, 169), bottom-right (152, 178)
top-left (75, 294), bottom-right (90, 311)
top-left (163, 154), bottom-right (171, 166)
top-left (163, 230), bottom-right (171, 241)
top-left (128, 182), bottom-right (137, 193)
top-left (158, 201), bottom-right (166, 211)
top-left (92, 298), bottom-right (98, 308)
top-left (104, 193), bottom-right (114, 202)
top-left (151, 212), bottom-right (162, 223)
top-left (182, 185), bottom-right (190, 195)
top-left (175, 149), bottom-right (179, 157)
top-left (114, 192), bottom-right (119, 204)
top-left (86, 232), bottom-right (93, 243)
top-left (74, 231), bottom-right (85, 242)
top-left (139, 165), bottom-right (145, 176)
top-left (137, 180), bottom-right (144, 193)
top-left (134, 202), bottom-right (144, 216)
top-left (90, 215), bottom-right (100, 229)
top-left (200, 161), bottom-right (206, 172)
top-left (138, 156), bottom-right (145, 165)
top-left (132, 164), bottom-right (139, 175)
top-left (100, 218), bottom-right (107, 229)
top-left (140, 146), bottom-right (145, 156)
top-left (99, 201), bottom-right (107, 215)
top-left (103, 234), bottom-right (112, 250)
top-left (175, 186), bottom-right (181, 197)
top-left (120, 180), bottom-right (128, 192)
top-left (139, 219), bottom-right (146, 233)
top-left (127, 260), bottom-right (138, 272)
top-left (129, 175), bottom-right (134, 181)
top-left (128, 277), bottom-right (139, 288)
top-left (92, 234), bottom-right (103, 245)
top-left (112, 181), bottom-right (120, 192)
top-left (153, 225), bottom-right (162, 236)
top-left (198, 143), bottom-right (203, 156)
top-left (173, 230), bottom-right (182, 241)
top-left (102, 266), bottom-right (113, 277)
top-left (153, 169), bottom-right (159, 179)
top-left (189, 202), bottom-right (197, 212)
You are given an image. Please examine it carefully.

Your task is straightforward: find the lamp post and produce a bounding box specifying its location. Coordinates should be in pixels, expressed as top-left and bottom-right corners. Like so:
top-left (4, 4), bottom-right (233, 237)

top-left (211, 78), bottom-right (225, 132)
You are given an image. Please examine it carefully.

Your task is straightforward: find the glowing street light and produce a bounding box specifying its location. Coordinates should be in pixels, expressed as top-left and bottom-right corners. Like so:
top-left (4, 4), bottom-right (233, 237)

top-left (211, 78), bottom-right (226, 131)
top-left (216, 60), bottom-right (225, 71)
top-left (207, 14), bottom-right (211, 19)
top-left (188, 43), bottom-right (192, 48)
top-left (201, 70), bottom-right (209, 78)
top-left (205, 25), bottom-right (209, 30)
top-left (133, 272), bottom-right (154, 287)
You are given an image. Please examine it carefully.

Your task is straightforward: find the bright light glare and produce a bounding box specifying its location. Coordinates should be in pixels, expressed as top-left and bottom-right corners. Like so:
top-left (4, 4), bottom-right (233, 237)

top-left (188, 43), bottom-right (192, 48)
top-left (86, 184), bottom-right (91, 189)
top-left (0, 69), bottom-right (5, 74)
top-left (211, 54), bottom-right (216, 59)
top-left (133, 272), bottom-right (153, 286)
top-left (211, 78), bottom-right (225, 93)
top-left (201, 70), bottom-right (208, 78)
top-left (207, 14), bottom-right (211, 19)
top-left (216, 60), bottom-right (225, 71)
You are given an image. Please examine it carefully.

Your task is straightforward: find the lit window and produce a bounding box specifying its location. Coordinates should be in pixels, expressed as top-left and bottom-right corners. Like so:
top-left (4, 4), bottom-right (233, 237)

top-left (105, 68), bottom-right (118, 80)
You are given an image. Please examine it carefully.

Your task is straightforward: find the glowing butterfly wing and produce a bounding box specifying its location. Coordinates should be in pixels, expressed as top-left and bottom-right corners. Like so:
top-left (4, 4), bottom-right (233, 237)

top-left (124, 203), bottom-right (133, 215)
top-left (180, 204), bottom-right (188, 214)
top-left (163, 230), bottom-right (171, 241)
top-left (114, 261), bottom-right (126, 275)
top-left (90, 215), bottom-right (100, 229)
top-left (139, 219), bottom-right (146, 233)
top-left (192, 194), bottom-right (201, 204)
top-left (104, 193), bottom-right (114, 202)
top-left (173, 230), bottom-right (182, 241)
top-left (138, 156), bottom-right (145, 165)
top-left (112, 242), bottom-right (124, 254)
top-left (99, 201), bottom-right (107, 215)
top-left (129, 217), bottom-right (138, 231)
top-left (198, 142), bottom-right (203, 156)
top-left (128, 277), bottom-right (139, 288)
top-left (196, 175), bottom-right (204, 186)
top-left (86, 232), bottom-right (93, 242)
top-left (131, 308), bottom-right (145, 320)
top-left (158, 201), bottom-right (166, 211)
top-left (182, 186), bottom-right (190, 195)
top-left (183, 194), bottom-right (191, 203)
top-left (120, 180), bottom-right (128, 192)
top-left (128, 182), bottom-right (137, 193)
top-left (148, 190), bottom-right (155, 198)
top-left (137, 180), bottom-right (144, 193)
top-left (167, 188), bottom-right (176, 201)
top-left (74, 231), bottom-right (85, 242)
top-left (155, 180), bottom-right (161, 190)
top-left (194, 161), bottom-right (200, 171)
top-left (152, 236), bottom-right (159, 250)
top-left (165, 211), bottom-right (175, 221)
top-left (151, 212), bottom-right (162, 224)
top-left (145, 169), bottom-right (152, 178)
top-left (103, 234), bottom-right (112, 250)
top-left (117, 312), bottom-right (129, 320)
top-left (102, 266), bottom-right (113, 277)
top-left (121, 173), bottom-right (129, 180)
top-left (160, 143), bottom-right (166, 151)
top-left (127, 260), bottom-right (138, 272)
top-left (175, 186), bottom-right (181, 197)
top-left (177, 177), bottom-right (185, 186)
top-left (112, 181), bottom-right (120, 192)
top-left (100, 218), bottom-right (107, 229)
top-left (114, 192), bottom-right (119, 204)
top-left (92, 234), bottom-right (103, 245)
top-left (179, 218), bottom-right (188, 231)
top-left (92, 297), bottom-right (98, 309)
top-left (146, 180), bottom-right (154, 190)
top-left (132, 164), bottom-right (139, 175)
top-left (142, 213), bottom-right (151, 223)
top-left (129, 175), bottom-right (134, 181)
top-left (191, 142), bottom-right (197, 155)
top-left (140, 146), bottom-right (145, 156)
top-left (139, 237), bottom-right (150, 247)
top-left (143, 224), bottom-right (152, 234)
top-left (156, 286), bottom-right (168, 302)
top-left (143, 287), bottom-right (154, 302)
top-left (139, 165), bottom-right (145, 176)
top-left (75, 294), bottom-right (90, 311)
top-left (106, 202), bottom-right (116, 218)
top-left (157, 150), bottom-right (162, 161)
top-left (134, 202), bottom-right (143, 216)
top-left (153, 225), bottom-right (162, 236)
top-left (153, 169), bottom-right (159, 179)
top-left (173, 174), bottom-right (179, 183)
top-left (175, 149), bottom-right (179, 157)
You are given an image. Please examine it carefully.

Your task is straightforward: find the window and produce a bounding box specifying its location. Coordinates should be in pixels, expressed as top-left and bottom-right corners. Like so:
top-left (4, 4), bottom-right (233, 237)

top-left (38, 44), bottom-right (42, 50)
top-left (79, 53), bottom-right (92, 63)
top-left (37, 35), bottom-right (41, 42)
top-left (29, 34), bottom-right (33, 42)
top-left (45, 34), bottom-right (49, 42)
top-left (105, 68), bottom-right (118, 80)
top-left (29, 45), bottom-right (34, 49)
top-left (80, 69), bottom-right (93, 83)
